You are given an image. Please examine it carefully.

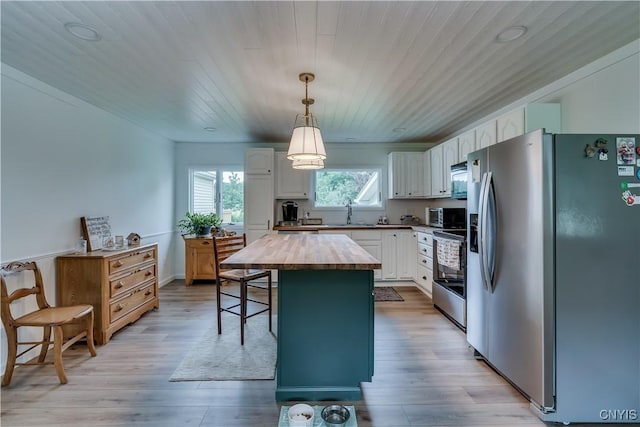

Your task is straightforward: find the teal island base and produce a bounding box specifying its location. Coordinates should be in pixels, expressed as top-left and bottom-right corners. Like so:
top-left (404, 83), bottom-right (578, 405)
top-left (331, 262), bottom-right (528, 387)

top-left (276, 269), bottom-right (375, 402)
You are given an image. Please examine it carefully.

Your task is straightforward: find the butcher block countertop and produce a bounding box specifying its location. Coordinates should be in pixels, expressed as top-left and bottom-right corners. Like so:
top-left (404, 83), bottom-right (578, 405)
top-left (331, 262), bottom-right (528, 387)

top-left (220, 234), bottom-right (381, 270)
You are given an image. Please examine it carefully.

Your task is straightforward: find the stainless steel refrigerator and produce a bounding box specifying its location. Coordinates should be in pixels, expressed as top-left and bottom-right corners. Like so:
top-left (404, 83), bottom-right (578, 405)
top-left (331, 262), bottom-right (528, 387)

top-left (466, 129), bottom-right (640, 424)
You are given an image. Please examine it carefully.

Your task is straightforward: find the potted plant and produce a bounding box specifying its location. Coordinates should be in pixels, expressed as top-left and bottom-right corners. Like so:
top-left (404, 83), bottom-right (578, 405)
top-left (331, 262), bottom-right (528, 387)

top-left (177, 212), bottom-right (222, 237)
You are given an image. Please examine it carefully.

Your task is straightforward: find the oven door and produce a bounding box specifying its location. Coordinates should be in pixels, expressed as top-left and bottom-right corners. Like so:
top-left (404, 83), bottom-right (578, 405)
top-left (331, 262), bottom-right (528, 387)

top-left (432, 230), bottom-right (467, 329)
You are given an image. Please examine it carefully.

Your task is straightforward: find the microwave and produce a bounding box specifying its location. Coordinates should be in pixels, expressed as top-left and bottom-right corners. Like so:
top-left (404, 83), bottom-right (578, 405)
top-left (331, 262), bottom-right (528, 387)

top-left (450, 161), bottom-right (468, 200)
top-left (427, 207), bottom-right (466, 229)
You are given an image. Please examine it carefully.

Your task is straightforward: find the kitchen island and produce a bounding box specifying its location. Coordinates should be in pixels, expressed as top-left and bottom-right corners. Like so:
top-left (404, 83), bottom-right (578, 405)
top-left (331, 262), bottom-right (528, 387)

top-left (220, 233), bottom-right (381, 401)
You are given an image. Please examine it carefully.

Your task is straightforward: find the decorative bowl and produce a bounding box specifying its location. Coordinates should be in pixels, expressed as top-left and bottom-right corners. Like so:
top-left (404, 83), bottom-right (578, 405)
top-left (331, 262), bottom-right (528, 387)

top-left (287, 403), bottom-right (314, 427)
top-left (321, 405), bottom-right (350, 427)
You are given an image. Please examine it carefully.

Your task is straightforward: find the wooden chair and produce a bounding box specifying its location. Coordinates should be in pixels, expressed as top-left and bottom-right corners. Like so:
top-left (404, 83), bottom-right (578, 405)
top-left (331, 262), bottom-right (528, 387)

top-left (1, 261), bottom-right (97, 386)
top-left (213, 234), bottom-right (272, 345)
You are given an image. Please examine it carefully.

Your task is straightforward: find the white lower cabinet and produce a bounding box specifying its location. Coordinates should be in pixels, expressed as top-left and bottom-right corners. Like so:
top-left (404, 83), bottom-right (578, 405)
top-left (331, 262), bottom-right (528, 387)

top-left (381, 230), bottom-right (416, 281)
top-left (415, 231), bottom-right (433, 296)
top-left (352, 230), bottom-right (382, 280)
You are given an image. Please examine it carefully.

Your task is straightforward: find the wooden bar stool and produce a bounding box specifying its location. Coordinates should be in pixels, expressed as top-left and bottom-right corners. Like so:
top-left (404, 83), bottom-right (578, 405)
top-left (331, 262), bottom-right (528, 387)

top-left (1, 261), bottom-right (97, 386)
top-left (213, 234), bottom-right (272, 345)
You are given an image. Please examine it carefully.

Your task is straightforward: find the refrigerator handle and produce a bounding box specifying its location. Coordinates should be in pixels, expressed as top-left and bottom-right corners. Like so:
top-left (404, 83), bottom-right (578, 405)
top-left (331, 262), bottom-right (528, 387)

top-left (486, 173), bottom-right (497, 292)
top-left (478, 171), bottom-right (490, 292)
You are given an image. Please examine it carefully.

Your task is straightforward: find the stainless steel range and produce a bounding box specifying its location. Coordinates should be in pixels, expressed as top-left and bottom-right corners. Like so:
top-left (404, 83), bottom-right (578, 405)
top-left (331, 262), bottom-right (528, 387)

top-left (432, 229), bottom-right (466, 330)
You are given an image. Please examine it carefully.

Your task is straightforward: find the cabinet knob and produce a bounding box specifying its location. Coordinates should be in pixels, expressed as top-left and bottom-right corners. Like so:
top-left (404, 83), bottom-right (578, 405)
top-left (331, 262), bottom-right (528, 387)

top-left (145, 270), bottom-right (153, 276)
top-left (201, 241), bottom-right (211, 245)
top-left (115, 281), bottom-right (124, 289)
top-left (422, 259), bottom-right (427, 264)
top-left (422, 248), bottom-right (427, 253)
top-left (144, 253), bottom-right (152, 258)
top-left (145, 290), bottom-right (152, 296)
top-left (113, 261), bottom-right (124, 268)
top-left (422, 276), bottom-right (427, 280)
top-left (114, 304), bottom-right (124, 312)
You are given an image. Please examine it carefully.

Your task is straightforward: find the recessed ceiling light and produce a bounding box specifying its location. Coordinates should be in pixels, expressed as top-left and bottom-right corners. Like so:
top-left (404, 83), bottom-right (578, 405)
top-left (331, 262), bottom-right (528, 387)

top-left (204, 127), bottom-right (217, 132)
top-left (64, 22), bottom-right (101, 41)
top-left (495, 26), bottom-right (527, 43)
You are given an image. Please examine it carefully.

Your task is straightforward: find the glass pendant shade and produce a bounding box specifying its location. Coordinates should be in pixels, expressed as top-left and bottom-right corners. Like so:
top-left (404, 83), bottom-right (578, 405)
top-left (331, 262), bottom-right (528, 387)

top-left (287, 113), bottom-right (326, 161)
top-left (292, 157), bottom-right (324, 170)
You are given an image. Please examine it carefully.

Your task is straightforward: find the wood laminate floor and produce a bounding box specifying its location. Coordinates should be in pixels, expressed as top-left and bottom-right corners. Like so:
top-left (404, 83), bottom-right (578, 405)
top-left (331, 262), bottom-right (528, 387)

top-left (1, 281), bottom-right (560, 426)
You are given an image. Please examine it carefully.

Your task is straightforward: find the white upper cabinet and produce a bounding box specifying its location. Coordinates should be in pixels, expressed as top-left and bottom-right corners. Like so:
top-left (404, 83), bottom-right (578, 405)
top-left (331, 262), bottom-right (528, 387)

top-left (429, 144), bottom-right (444, 197)
top-left (388, 152), bottom-right (425, 199)
top-left (498, 103), bottom-right (561, 143)
top-left (476, 121), bottom-right (497, 149)
top-left (430, 138), bottom-right (458, 197)
top-left (497, 108), bottom-right (525, 143)
top-left (244, 148), bottom-right (273, 174)
top-left (423, 150), bottom-right (432, 197)
top-left (275, 152), bottom-right (309, 199)
top-left (458, 129), bottom-right (476, 163)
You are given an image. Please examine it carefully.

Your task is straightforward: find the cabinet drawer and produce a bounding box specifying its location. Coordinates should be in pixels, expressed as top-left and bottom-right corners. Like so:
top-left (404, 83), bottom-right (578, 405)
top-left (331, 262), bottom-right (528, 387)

top-left (109, 281), bottom-right (156, 323)
top-left (418, 254), bottom-right (432, 270)
top-left (351, 230), bottom-right (382, 241)
top-left (187, 238), bottom-right (213, 249)
top-left (108, 248), bottom-right (156, 276)
top-left (416, 232), bottom-right (432, 246)
top-left (418, 243), bottom-right (432, 258)
top-left (416, 265), bottom-right (432, 288)
top-left (110, 264), bottom-right (156, 298)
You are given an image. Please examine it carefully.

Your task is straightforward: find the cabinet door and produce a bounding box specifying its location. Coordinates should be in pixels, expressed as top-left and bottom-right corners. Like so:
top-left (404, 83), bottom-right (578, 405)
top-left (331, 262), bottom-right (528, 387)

top-left (388, 153), bottom-right (406, 199)
top-left (397, 231), bottom-right (417, 280)
top-left (405, 154), bottom-right (425, 197)
top-left (476, 121), bottom-right (497, 149)
top-left (275, 152), bottom-right (309, 199)
top-left (458, 130), bottom-right (476, 162)
top-left (381, 231), bottom-right (398, 280)
top-left (442, 138), bottom-right (459, 196)
top-left (497, 108), bottom-right (525, 142)
top-left (357, 241), bottom-right (382, 280)
top-left (244, 173), bottom-right (274, 244)
top-left (430, 145), bottom-right (444, 197)
top-left (245, 148), bottom-right (274, 174)
top-left (423, 151), bottom-right (432, 197)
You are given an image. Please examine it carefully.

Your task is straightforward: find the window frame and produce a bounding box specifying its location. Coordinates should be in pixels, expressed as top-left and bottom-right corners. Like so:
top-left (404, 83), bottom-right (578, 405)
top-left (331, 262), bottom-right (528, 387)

top-left (312, 167), bottom-right (385, 211)
top-left (188, 166), bottom-right (244, 230)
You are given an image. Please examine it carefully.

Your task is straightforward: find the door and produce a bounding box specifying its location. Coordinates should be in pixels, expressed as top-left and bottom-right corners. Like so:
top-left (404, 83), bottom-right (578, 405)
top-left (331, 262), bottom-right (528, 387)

top-left (484, 130), bottom-right (553, 409)
top-left (465, 148), bottom-right (489, 356)
top-left (244, 173), bottom-right (274, 244)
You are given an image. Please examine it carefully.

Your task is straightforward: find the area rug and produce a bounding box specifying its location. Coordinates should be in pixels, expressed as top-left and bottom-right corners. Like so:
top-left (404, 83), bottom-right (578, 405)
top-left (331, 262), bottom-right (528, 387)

top-left (169, 315), bottom-right (276, 381)
top-left (374, 286), bottom-right (404, 302)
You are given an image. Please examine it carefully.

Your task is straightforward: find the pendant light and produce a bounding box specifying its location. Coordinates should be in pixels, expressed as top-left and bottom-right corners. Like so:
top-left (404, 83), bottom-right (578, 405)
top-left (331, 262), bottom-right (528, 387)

top-left (292, 158), bottom-right (325, 170)
top-left (287, 73), bottom-right (327, 164)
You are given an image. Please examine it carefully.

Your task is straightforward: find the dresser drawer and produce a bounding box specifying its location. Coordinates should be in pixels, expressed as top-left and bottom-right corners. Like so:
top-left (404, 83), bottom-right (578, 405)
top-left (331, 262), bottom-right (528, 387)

top-left (186, 238), bottom-right (213, 249)
top-left (416, 265), bottom-right (433, 290)
top-left (108, 247), bottom-right (156, 276)
top-left (110, 264), bottom-right (156, 298)
top-left (110, 281), bottom-right (156, 323)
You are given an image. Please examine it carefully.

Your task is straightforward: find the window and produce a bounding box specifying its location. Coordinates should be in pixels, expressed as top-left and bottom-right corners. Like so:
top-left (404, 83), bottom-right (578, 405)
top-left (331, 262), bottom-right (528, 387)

top-left (314, 169), bottom-right (382, 208)
top-left (191, 169), bottom-right (244, 225)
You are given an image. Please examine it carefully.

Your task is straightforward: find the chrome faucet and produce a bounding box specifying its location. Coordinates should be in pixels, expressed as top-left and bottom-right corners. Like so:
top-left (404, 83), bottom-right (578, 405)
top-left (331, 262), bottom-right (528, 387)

top-left (346, 198), bottom-right (352, 224)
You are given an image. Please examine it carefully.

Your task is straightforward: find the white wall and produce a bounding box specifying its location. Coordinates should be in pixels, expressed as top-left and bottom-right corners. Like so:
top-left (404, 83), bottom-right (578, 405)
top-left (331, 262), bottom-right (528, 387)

top-left (0, 64), bottom-right (176, 369)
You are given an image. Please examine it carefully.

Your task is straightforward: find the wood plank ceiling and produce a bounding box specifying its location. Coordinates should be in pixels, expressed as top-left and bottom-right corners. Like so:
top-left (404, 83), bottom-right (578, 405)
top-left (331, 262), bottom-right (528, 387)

top-left (2, 1), bottom-right (639, 144)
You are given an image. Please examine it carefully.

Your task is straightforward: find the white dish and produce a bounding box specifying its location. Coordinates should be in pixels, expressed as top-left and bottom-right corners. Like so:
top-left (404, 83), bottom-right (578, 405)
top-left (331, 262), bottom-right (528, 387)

top-left (288, 403), bottom-right (314, 427)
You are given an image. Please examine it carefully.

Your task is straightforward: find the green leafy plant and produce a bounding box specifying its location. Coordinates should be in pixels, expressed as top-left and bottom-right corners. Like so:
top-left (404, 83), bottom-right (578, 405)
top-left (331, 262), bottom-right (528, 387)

top-left (177, 212), bottom-right (222, 236)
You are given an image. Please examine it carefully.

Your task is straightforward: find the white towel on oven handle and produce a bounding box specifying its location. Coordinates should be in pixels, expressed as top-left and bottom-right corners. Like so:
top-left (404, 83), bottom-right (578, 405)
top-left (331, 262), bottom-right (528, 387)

top-left (436, 238), bottom-right (461, 270)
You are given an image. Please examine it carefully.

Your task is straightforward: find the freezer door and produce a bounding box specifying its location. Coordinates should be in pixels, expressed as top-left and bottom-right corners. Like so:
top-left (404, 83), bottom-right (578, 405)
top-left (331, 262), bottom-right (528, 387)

top-left (465, 149), bottom-right (489, 357)
top-left (486, 130), bottom-right (555, 410)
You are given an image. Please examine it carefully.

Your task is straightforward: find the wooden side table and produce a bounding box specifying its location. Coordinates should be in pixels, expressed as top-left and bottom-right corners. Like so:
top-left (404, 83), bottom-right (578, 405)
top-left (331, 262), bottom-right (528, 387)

top-left (183, 236), bottom-right (216, 285)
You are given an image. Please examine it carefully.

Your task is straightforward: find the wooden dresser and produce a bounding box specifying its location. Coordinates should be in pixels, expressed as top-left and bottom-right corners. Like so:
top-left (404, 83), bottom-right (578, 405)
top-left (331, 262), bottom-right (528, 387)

top-left (56, 243), bottom-right (159, 345)
top-left (183, 236), bottom-right (216, 285)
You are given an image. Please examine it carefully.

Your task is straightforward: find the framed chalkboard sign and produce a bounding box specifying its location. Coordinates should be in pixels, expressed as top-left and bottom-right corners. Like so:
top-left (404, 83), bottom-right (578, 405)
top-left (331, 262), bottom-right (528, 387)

top-left (81, 216), bottom-right (112, 251)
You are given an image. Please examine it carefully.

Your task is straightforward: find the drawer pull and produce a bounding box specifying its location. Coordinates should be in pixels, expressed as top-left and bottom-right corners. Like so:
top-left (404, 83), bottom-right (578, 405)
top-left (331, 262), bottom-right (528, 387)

top-left (144, 290), bottom-right (152, 296)
top-left (114, 304), bottom-right (124, 312)
top-left (422, 259), bottom-right (427, 264)
top-left (115, 281), bottom-right (124, 289)
top-left (422, 248), bottom-right (427, 253)
top-left (144, 253), bottom-right (152, 258)
top-left (422, 276), bottom-right (427, 280)
top-left (145, 270), bottom-right (153, 276)
top-left (201, 241), bottom-right (211, 245)
top-left (113, 261), bottom-right (124, 268)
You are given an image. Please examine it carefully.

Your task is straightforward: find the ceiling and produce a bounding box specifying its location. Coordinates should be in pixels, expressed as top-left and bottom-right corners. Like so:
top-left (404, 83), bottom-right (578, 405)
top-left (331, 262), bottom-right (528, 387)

top-left (2, 1), bottom-right (639, 144)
